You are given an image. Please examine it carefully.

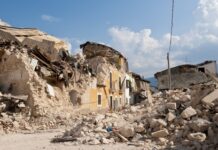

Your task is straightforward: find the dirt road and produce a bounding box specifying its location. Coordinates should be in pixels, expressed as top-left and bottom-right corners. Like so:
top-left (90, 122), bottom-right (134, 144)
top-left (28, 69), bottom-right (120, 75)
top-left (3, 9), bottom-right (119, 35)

top-left (0, 130), bottom-right (144, 150)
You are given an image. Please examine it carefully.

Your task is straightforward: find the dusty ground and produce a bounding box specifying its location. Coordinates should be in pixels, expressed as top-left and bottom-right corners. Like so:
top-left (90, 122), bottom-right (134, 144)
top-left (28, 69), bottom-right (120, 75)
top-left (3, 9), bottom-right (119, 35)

top-left (0, 130), bottom-right (144, 150)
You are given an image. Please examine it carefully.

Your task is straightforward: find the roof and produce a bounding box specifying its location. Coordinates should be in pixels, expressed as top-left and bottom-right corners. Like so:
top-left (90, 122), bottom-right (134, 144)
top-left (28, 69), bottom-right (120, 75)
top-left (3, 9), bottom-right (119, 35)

top-left (80, 41), bottom-right (127, 60)
top-left (197, 60), bottom-right (216, 66)
top-left (154, 64), bottom-right (196, 78)
top-left (0, 25), bottom-right (67, 48)
top-left (130, 72), bottom-right (150, 83)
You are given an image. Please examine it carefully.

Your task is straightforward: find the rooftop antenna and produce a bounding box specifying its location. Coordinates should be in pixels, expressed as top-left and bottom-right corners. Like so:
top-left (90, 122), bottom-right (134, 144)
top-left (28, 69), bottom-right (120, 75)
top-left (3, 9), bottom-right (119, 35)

top-left (167, 0), bottom-right (175, 90)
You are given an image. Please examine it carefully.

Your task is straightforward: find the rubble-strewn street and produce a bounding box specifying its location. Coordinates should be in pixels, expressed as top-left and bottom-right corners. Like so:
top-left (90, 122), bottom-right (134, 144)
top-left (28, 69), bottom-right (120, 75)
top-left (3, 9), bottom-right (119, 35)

top-left (0, 130), bottom-right (143, 150)
top-left (51, 82), bottom-right (218, 149)
top-left (0, 24), bottom-right (218, 150)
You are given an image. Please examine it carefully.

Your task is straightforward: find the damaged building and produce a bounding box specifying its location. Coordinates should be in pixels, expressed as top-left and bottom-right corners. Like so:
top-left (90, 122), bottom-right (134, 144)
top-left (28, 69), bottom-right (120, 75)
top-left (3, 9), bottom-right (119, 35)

top-left (155, 61), bottom-right (217, 90)
top-left (80, 42), bottom-right (129, 111)
top-left (0, 25), bottom-right (152, 131)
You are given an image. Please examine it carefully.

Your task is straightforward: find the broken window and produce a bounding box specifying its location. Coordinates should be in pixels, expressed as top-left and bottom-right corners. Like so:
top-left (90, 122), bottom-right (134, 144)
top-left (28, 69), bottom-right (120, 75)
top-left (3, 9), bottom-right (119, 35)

top-left (198, 67), bottom-right (205, 73)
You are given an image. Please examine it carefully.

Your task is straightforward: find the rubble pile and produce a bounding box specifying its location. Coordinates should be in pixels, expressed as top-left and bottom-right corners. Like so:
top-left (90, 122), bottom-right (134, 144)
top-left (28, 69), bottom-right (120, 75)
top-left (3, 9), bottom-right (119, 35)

top-left (0, 39), bottom-right (95, 133)
top-left (0, 92), bottom-right (32, 133)
top-left (52, 83), bottom-right (218, 149)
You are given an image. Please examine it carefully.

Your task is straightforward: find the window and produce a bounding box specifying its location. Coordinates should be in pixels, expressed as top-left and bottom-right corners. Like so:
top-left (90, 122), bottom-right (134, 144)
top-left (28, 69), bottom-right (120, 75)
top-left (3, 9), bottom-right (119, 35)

top-left (119, 97), bottom-right (122, 105)
top-left (119, 77), bottom-right (122, 90)
top-left (97, 94), bottom-right (102, 106)
top-left (126, 80), bottom-right (130, 88)
top-left (110, 72), bottom-right (112, 89)
top-left (109, 96), bottom-right (113, 109)
top-left (198, 67), bottom-right (205, 73)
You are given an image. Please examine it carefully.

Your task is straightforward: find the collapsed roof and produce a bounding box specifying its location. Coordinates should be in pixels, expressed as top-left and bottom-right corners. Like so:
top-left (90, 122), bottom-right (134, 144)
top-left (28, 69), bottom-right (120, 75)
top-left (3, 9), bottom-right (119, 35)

top-left (81, 41), bottom-right (129, 71)
top-left (0, 25), bottom-right (69, 62)
top-left (80, 41), bottom-right (127, 60)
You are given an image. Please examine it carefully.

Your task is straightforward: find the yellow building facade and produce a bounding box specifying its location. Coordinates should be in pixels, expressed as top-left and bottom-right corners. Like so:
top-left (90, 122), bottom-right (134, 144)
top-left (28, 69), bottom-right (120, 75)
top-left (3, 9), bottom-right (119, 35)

top-left (80, 42), bottom-right (128, 111)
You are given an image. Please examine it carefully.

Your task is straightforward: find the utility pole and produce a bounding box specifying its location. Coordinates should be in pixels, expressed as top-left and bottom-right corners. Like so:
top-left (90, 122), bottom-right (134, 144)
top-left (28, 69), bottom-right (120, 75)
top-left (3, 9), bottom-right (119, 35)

top-left (167, 0), bottom-right (174, 90)
top-left (167, 52), bottom-right (171, 90)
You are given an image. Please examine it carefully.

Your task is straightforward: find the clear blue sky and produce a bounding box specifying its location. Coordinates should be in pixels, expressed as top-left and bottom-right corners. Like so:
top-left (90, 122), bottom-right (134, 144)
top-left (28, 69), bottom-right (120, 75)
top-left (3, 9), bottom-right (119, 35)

top-left (0, 0), bottom-right (197, 41)
top-left (0, 0), bottom-right (217, 77)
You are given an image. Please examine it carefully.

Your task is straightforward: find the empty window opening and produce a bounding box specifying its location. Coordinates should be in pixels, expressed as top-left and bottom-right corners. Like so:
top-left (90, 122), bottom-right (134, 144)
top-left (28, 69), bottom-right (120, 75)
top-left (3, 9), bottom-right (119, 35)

top-left (98, 94), bottom-right (102, 106)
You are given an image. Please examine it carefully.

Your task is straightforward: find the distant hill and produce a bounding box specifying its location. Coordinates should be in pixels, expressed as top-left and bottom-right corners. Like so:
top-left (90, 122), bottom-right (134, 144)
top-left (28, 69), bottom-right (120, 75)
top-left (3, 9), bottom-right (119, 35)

top-left (146, 77), bottom-right (157, 87)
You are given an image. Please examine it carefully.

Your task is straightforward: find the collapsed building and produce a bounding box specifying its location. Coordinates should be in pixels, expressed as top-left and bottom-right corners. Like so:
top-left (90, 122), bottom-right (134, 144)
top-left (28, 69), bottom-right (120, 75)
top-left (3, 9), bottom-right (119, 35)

top-left (0, 26), bottom-right (152, 132)
top-left (155, 61), bottom-right (218, 90)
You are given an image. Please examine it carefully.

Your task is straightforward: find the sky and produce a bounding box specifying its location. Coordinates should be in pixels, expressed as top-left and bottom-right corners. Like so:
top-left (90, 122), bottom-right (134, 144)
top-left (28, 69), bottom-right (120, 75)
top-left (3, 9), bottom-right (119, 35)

top-left (0, 0), bottom-right (218, 77)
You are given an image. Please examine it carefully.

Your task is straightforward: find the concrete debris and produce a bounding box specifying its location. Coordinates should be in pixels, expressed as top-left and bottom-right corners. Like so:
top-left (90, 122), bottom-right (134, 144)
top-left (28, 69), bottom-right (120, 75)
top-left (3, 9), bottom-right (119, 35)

top-left (181, 106), bottom-right (197, 119)
top-left (187, 132), bottom-right (206, 142)
top-left (46, 84), bottom-right (55, 97)
top-left (166, 112), bottom-right (176, 122)
top-left (0, 25), bottom-right (218, 150)
top-left (51, 81), bottom-right (218, 149)
top-left (166, 102), bottom-right (177, 110)
top-left (151, 129), bottom-right (169, 138)
top-left (189, 118), bottom-right (211, 132)
top-left (202, 88), bottom-right (218, 106)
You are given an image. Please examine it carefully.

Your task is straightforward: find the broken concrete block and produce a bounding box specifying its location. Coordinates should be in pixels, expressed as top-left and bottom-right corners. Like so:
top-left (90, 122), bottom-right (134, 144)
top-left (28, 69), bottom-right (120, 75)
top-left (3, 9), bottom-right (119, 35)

top-left (119, 126), bottom-right (135, 138)
top-left (151, 128), bottom-right (169, 138)
top-left (187, 132), bottom-right (206, 142)
top-left (166, 102), bottom-right (177, 110)
top-left (166, 112), bottom-right (176, 122)
top-left (30, 58), bottom-right (38, 70)
top-left (18, 102), bottom-right (26, 108)
top-left (189, 118), bottom-right (211, 132)
top-left (88, 138), bottom-right (100, 145)
top-left (157, 119), bottom-right (167, 127)
top-left (181, 106), bottom-right (197, 118)
top-left (100, 137), bottom-right (110, 144)
top-left (202, 89), bottom-right (218, 105)
top-left (46, 84), bottom-right (55, 97)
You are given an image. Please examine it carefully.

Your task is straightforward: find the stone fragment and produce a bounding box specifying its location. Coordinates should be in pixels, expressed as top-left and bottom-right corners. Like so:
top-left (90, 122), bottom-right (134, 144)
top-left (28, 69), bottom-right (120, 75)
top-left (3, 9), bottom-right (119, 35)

top-left (151, 128), bottom-right (169, 138)
top-left (134, 123), bottom-right (145, 133)
top-left (157, 119), bottom-right (167, 127)
top-left (130, 106), bottom-right (137, 113)
top-left (202, 89), bottom-right (218, 105)
top-left (46, 84), bottom-right (55, 97)
top-left (94, 127), bottom-right (107, 133)
top-left (189, 118), bottom-right (211, 132)
top-left (119, 126), bottom-right (135, 138)
top-left (18, 102), bottom-right (25, 108)
top-left (181, 106), bottom-right (197, 118)
top-left (100, 137), bottom-right (110, 144)
top-left (94, 114), bottom-right (105, 123)
top-left (0, 103), bottom-right (6, 112)
top-left (187, 132), bottom-right (206, 142)
top-left (88, 138), bottom-right (100, 145)
top-left (150, 118), bottom-right (167, 128)
top-left (158, 137), bottom-right (168, 146)
top-left (166, 112), bottom-right (176, 122)
top-left (166, 102), bottom-right (177, 110)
